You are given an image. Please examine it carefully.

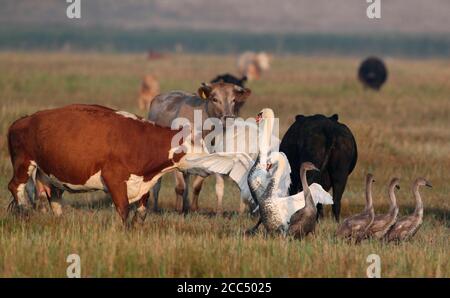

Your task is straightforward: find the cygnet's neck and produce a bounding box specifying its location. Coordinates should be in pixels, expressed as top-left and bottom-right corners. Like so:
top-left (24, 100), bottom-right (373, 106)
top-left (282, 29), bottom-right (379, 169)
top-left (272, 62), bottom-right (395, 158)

top-left (413, 183), bottom-right (424, 218)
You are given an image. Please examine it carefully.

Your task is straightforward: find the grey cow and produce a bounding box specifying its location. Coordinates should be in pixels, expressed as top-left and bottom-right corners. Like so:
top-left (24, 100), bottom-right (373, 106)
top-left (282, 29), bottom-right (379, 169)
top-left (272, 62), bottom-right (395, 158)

top-left (148, 82), bottom-right (251, 213)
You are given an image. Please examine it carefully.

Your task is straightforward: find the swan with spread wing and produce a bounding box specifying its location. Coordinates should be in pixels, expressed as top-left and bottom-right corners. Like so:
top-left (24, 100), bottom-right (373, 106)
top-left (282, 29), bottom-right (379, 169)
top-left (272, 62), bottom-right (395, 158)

top-left (179, 108), bottom-right (281, 212)
top-left (247, 151), bottom-right (333, 236)
top-left (176, 108), bottom-right (332, 238)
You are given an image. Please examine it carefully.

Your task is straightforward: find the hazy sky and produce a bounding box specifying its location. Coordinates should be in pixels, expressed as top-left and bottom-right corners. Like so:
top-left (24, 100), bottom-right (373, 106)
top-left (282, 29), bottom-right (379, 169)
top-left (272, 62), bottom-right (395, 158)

top-left (1, 0), bottom-right (449, 34)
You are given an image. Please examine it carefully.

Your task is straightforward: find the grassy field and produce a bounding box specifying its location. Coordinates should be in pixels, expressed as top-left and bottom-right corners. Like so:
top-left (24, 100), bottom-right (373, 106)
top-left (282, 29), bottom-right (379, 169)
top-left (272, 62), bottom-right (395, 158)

top-left (0, 52), bottom-right (448, 277)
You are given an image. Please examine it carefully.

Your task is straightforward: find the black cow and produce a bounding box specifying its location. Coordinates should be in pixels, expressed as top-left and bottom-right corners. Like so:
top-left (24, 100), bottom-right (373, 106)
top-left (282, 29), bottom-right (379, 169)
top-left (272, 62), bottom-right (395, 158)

top-left (280, 114), bottom-right (357, 221)
top-left (210, 73), bottom-right (247, 87)
top-left (358, 56), bottom-right (388, 90)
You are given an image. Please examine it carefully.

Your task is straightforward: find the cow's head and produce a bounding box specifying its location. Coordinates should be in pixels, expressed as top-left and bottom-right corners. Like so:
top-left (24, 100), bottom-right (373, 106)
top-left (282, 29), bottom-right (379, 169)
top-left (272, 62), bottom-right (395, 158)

top-left (198, 82), bottom-right (251, 123)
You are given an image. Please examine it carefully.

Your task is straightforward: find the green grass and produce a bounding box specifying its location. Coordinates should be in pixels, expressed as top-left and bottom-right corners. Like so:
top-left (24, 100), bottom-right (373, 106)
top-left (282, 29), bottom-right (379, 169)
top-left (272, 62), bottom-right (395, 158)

top-left (0, 52), bottom-right (448, 277)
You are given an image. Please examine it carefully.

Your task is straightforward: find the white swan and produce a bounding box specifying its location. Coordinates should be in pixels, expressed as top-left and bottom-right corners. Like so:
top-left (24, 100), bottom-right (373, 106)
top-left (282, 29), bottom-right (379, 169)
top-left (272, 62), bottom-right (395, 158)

top-left (247, 151), bottom-right (333, 235)
top-left (181, 108), bottom-right (281, 212)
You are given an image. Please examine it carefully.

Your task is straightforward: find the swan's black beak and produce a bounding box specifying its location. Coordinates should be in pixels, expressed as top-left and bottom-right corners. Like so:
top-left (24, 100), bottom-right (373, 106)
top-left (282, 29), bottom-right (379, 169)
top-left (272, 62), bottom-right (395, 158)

top-left (395, 185), bottom-right (400, 190)
top-left (255, 113), bottom-right (262, 124)
top-left (426, 182), bottom-right (432, 188)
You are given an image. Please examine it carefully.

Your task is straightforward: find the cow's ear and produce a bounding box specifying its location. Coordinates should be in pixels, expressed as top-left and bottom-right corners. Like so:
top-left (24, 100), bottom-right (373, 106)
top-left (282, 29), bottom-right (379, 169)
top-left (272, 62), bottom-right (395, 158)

top-left (234, 86), bottom-right (251, 102)
top-left (198, 83), bottom-right (212, 100)
top-left (295, 115), bottom-right (305, 122)
top-left (330, 114), bottom-right (339, 121)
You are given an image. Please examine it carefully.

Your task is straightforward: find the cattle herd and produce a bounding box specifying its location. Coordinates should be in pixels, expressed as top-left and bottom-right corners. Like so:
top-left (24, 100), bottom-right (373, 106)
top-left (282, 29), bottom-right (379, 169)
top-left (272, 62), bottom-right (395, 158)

top-left (6, 53), bottom-right (430, 243)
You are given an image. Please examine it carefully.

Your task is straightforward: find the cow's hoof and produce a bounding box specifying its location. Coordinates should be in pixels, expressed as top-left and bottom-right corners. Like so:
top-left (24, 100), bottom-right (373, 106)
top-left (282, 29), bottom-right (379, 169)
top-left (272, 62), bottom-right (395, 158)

top-left (15, 206), bottom-right (32, 219)
top-left (36, 201), bottom-right (50, 214)
top-left (130, 210), bottom-right (147, 227)
top-left (244, 227), bottom-right (258, 237)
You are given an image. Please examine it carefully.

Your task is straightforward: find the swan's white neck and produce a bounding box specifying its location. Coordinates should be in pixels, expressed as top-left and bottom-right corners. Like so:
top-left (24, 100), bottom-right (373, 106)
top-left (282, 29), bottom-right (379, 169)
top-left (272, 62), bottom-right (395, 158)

top-left (413, 184), bottom-right (423, 218)
top-left (253, 110), bottom-right (291, 202)
top-left (258, 117), bottom-right (275, 166)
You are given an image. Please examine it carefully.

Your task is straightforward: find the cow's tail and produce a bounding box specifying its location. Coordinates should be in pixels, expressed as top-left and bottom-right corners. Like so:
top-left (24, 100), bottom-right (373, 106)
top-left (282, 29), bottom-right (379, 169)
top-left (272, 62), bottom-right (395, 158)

top-left (6, 116), bottom-right (24, 162)
top-left (6, 114), bottom-right (31, 164)
top-left (6, 197), bottom-right (18, 213)
top-left (6, 124), bottom-right (20, 212)
top-left (320, 136), bottom-right (335, 172)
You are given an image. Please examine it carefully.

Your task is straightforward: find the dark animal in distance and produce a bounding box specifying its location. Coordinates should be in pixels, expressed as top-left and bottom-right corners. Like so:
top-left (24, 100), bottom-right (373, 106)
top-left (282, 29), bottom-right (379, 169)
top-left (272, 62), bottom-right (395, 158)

top-left (280, 114), bottom-right (358, 221)
top-left (210, 73), bottom-right (247, 87)
top-left (358, 56), bottom-right (388, 90)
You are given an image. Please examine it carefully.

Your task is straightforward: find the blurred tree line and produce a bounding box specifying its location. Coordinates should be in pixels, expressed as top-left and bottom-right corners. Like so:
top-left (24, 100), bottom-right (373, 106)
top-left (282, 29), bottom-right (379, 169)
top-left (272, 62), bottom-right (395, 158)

top-left (1, 26), bottom-right (449, 57)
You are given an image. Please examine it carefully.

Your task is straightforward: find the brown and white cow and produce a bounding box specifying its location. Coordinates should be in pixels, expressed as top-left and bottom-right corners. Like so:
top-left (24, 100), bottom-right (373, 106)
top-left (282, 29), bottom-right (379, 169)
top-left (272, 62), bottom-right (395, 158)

top-left (7, 104), bottom-right (252, 225)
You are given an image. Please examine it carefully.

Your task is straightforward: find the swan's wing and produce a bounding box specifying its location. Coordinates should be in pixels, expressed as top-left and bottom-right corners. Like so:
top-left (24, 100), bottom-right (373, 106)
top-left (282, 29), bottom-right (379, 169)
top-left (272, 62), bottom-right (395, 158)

top-left (309, 183), bottom-right (334, 205)
top-left (275, 193), bottom-right (306, 222)
top-left (285, 193), bottom-right (306, 210)
top-left (278, 183), bottom-right (332, 218)
top-left (180, 152), bottom-right (255, 191)
top-left (342, 213), bottom-right (373, 233)
top-left (392, 217), bottom-right (414, 231)
top-left (281, 183), bottom-right (332, 207)
top-left (270, 152), bottom-right (291, 197)
top-left (277, 176), bottom-right (291, 197)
